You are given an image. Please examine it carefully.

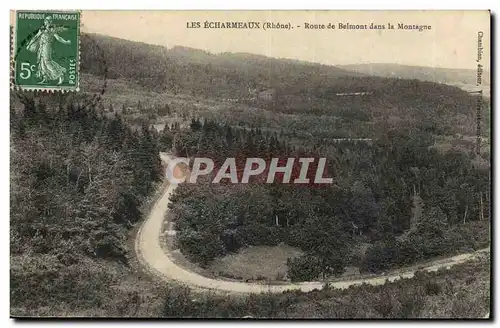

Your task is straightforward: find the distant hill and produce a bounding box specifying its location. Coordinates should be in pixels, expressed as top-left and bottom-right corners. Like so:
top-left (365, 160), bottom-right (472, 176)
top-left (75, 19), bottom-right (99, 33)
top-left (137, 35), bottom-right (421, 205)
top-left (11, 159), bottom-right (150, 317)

top-left (80, 33), bottom-right (476, 97)
top-left (78, 33), bottom-right (489, 137)
top-left (80, 33), bottom-right (361, 97)
top-left (340, 63), bottom-right (490, 86)
top-left (340, 63), bottom-right (490, 98)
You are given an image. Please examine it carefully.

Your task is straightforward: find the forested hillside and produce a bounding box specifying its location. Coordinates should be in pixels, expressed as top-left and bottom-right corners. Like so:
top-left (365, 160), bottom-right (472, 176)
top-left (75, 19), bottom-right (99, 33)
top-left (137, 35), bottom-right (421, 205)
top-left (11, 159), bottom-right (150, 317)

top-left (10, 94), bottom-right (163, 315)
top-left (10, 31), bottom-right (491, 317)
top-left (80, 33), bottom-right (359, 97)
top-left (80, 33), bottom-right (490, 140)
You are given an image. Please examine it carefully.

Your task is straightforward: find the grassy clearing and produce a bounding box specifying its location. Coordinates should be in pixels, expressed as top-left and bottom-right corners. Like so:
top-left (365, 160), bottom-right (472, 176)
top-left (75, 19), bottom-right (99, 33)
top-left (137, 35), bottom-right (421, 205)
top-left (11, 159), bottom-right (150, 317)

top-left (209, 244), bottom-right (303, 281)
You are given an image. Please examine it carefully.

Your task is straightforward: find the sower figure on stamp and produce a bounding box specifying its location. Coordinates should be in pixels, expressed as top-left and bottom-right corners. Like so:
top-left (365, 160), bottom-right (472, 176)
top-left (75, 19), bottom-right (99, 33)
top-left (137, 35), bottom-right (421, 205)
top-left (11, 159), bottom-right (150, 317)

top-left (26, 16), bottom-right (71, 85)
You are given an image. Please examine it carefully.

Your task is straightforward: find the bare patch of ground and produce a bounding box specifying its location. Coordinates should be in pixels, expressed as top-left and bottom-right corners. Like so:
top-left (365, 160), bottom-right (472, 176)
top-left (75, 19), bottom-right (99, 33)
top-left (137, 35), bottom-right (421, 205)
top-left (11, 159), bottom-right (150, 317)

top-left (209, 244), bottom-right (303, 281)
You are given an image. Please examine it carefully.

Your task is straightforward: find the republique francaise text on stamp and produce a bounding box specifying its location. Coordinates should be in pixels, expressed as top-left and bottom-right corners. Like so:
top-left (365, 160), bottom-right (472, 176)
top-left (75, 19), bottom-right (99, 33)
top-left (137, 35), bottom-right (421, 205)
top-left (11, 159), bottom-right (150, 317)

top-left (12, 11), bottom-right (80, 91)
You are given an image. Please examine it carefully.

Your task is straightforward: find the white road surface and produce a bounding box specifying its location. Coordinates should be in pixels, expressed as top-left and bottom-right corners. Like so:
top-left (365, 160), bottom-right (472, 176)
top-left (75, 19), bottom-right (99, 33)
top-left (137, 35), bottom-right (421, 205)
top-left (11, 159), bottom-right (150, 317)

top-left (135, 153), bottom-right (490, 294)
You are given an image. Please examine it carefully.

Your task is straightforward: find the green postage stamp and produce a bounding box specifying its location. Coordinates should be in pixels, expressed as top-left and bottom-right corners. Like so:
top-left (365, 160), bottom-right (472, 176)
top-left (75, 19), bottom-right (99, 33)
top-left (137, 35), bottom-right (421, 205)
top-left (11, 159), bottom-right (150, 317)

top-left (12, 11), bottom-right (80, 91)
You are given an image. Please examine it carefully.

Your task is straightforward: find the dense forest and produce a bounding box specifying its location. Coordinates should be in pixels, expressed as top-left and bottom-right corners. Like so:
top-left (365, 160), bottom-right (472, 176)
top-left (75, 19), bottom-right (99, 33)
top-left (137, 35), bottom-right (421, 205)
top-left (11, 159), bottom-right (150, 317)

top-left (166, 118), bottom-right (490, 280)
top-left (10, 94), bottom-right (163, 314)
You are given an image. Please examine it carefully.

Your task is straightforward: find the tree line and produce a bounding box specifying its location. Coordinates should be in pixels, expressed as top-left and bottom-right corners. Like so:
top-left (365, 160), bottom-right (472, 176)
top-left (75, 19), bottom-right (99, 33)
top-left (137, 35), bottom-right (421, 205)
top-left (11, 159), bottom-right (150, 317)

top-left (11, 97), bottom-right (163, 261)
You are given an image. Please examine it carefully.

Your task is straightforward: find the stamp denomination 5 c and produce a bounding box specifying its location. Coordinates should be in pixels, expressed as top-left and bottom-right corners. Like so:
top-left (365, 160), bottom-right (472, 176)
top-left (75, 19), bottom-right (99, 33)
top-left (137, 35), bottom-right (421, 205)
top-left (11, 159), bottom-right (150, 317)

top-left (13, 11), bottom-right (80, 91)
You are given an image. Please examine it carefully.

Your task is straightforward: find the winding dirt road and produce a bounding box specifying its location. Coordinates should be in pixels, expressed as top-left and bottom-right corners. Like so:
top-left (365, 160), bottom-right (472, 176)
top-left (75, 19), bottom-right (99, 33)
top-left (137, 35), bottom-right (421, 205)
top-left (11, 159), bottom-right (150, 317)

top-left (135, 153), bottom-right (489, 294)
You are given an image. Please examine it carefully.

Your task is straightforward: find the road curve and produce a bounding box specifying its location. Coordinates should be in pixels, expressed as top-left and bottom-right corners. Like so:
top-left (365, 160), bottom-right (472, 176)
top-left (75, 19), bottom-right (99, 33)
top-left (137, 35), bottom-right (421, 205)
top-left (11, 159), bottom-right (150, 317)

top-left (135, 153), bottom-right (490, 294)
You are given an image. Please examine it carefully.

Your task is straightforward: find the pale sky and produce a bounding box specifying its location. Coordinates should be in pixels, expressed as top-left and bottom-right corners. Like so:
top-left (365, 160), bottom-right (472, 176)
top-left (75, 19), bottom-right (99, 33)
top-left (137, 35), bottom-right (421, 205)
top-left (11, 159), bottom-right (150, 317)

top-left (12, 10), bottom-right (491, 70)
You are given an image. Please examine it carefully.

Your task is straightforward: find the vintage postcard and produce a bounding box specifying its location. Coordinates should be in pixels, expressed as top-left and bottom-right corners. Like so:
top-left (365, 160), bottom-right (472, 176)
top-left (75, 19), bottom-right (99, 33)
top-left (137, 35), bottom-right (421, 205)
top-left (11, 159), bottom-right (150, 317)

top-left (10, 10), bottom-right (491, 319)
